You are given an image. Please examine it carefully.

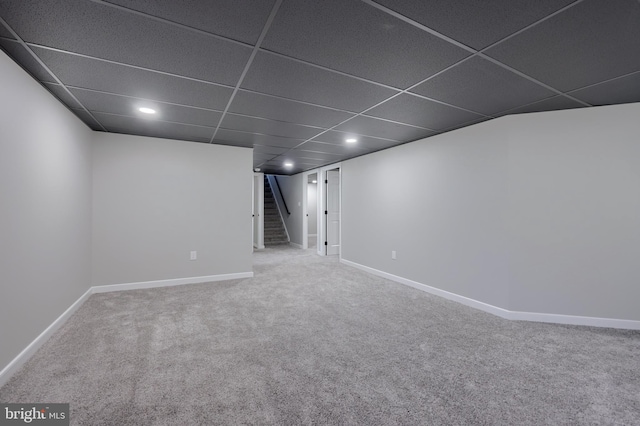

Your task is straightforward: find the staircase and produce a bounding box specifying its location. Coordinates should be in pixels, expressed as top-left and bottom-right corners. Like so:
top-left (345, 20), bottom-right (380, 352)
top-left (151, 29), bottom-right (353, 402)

top-left (263, 176), bottom-right (289, 246)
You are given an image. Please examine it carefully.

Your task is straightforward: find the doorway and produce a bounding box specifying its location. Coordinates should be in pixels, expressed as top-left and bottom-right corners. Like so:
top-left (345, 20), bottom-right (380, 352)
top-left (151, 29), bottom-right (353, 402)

top-left (307, 173), bottom-right (318, 250)
top-left (325, 168), bottom-right (340, 256)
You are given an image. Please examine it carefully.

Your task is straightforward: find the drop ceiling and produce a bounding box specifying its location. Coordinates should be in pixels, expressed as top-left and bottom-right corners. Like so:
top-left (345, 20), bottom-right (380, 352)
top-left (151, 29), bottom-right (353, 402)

top-left (1, 0), bottom-right (639, 175)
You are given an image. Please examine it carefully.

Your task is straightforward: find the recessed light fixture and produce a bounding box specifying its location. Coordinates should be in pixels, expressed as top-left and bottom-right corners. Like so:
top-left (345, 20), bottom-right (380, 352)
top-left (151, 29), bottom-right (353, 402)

top-left (138, 107), bottom-right (156, 114)
top-left (346, 138), bottom-right (357, 143)
top-left (254, 168), bottom-right (261, 172)
top-left (312, 180), bottom-right (317, 184)
top-left (284, 162), bottom-right (293, 168)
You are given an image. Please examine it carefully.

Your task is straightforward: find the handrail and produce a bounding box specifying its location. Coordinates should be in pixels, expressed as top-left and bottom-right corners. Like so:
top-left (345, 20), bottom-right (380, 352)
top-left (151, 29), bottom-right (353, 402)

top-left (273, 176), bottom-right (290, 215)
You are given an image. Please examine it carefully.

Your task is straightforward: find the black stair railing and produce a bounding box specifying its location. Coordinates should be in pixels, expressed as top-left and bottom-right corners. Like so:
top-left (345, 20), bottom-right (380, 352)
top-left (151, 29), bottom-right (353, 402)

top-left (273, 176), bottom-right (290, 216)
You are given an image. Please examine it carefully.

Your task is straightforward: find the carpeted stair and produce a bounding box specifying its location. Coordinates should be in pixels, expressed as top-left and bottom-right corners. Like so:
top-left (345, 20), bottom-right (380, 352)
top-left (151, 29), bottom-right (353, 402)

top-left (264, 176), bottom-right (289, 246)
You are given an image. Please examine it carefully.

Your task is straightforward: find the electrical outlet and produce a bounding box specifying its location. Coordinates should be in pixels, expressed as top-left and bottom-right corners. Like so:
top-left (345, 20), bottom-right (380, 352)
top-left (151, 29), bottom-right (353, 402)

top-left (190, 251), bottom-right (197, 261)
top-left (391, 250), bottom-right (397, 260)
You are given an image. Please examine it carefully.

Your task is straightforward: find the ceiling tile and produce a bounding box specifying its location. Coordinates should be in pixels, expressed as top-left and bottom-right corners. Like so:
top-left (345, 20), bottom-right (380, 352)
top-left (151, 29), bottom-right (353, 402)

top-left (220, 114), bottom-right (324, 140)
top-left (69, 88), bottom-right (222, 127)
top-left (1, 0), bottom-right (252, 85)
top-left (0, 24), bottom-right (15, 39)
top-left (253, 145), bottom-right (290, 156)
top-left (44, 83), bottom-right (82, 108)
top-left (261, 0), bottom-right (469, 88)
top-left (230, 90), bottom-right (355, 128)
top-left (411, 56), bottom-right (556, 116)
top-left (241, 51), bottom-right (398, 112)
top-left (214, 130), bottom-right (303, 149)
top-left (71, 108), bottom-right (103, 131)
top-left (0, 39), bottom-right (54, 82)
top-left (297, 141), bottom-right (364, 156)
top-left (285, 150), bottom-right (344, 162)
top-left (103, 0), bottom-right (276, 44)
top-left (311, 130), bottom-right (399, 152)
top-left (366, 94), bottom-right (484, 130)
top-left (335, 115), bottom-right (435, 141)
top-left (374, 0), bottom-right (575, 50)
top-left (485, 0), bottom-right (640, 92)
top-left (498, 96), bottom-right (585, 116)
top-left (569, 72), bottom-right (640, 107)
top-left (31, 47), bottom-right (234, 111)
top-left (93, 112), bottom-right (214, 143)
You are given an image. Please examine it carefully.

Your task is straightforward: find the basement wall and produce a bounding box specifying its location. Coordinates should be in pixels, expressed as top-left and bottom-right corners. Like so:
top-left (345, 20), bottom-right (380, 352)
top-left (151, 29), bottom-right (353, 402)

top-left (92, 133), bottom-right (253, 286)
top-left (0, 50), bottom-right (93, 369)
top-left (342, 103), bottom-right (640, 321)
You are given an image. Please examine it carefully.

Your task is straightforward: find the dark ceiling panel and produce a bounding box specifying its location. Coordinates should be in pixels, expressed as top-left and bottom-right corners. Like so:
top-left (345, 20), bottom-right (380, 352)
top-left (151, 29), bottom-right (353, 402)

top-left (220, 114), bottom-right (323, 140)
top-left (0, 39), bottom-right (54, 82)
top-left (0, 24), bottom-right (15, 39)
top-left (103, 0), bottom-right (276, 44)
top-left (296, 141), bottom-right (365, 157)
top-left (1, 0), bottom-right (252, 86)
top-left (253, 145), bottom-right (290, 156)
top-left (262, 0), bottom-right (469, 88)
top-left (312, 130), bottom-right (398, 152)
top-left (214, 130), bottom-right (303, 149)
top-left (366, 94), bottom-right (484, 130)
top-left (71, 109), bottom-right (103, 131)
top-left (230, 90), bottom-right (355, 128)
top-left (411, 56), bottom-right (556, 115)
top-left (499, 96), bottom-right (585, 116)
top-left (569, 72), bottom-right (640, 107)
top-left (485, 0), bottom-right (640, 92)
top-left (373, 0), bottom-right (576, 50)
top-left (69, 88), bottom-right (222, 128)
top-left (93, 112), bottom-right (214, 143)
top-left (241, 51), bottom-right (398, 112)
top-left (31, 47), bottom-right (234, 111)
top-left (44, 83), bottom-right (82, 108)
top-left (335, 115), bottom-right (435, 141)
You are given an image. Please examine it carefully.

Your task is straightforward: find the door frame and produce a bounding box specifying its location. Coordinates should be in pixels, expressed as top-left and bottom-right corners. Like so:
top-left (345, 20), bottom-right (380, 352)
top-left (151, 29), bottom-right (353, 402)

top-left (253, 172), bottom-right (264, 250)
top-left (317, 163), bottom-right (342, 256)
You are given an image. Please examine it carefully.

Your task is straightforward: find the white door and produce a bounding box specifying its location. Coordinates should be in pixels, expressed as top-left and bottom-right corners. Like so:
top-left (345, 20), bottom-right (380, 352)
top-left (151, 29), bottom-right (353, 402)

top-left (326, 169), bottom-right (340, 255)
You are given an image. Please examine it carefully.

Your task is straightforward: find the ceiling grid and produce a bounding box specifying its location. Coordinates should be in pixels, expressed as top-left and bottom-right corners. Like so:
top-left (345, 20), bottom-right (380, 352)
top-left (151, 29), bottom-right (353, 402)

top-left (1, 0), bottom-right (638, 174)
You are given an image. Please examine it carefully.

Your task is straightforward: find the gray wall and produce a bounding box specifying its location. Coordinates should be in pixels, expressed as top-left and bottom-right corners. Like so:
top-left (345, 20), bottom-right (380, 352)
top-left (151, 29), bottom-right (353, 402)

top-left (506, 105), bottom-right (640, 319)
top-left (342, 103), bottom-right (640, 321)
top-left (270, 174), bottom-right (304, 246)
top-left (0, 51), bottom-right (93, 369)
top-left (342, 120), bottom-right (510, 308)
top-left (92, 133), bottom-right (253, 285)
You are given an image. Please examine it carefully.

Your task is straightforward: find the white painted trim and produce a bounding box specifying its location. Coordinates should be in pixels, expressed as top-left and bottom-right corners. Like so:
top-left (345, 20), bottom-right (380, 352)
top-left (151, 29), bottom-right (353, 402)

top-left (0, 287), bottom-right (93, 388)
top-left (253, 244), bottom-right (265, 250)
top-left (0, 271), bottom-right (254, 386)
top-left (92, 272), bottom-right (254, 293)
top-left (340, 259), bottom-right (640, 330)
top-left (289, 242), bottom-right (303, 249)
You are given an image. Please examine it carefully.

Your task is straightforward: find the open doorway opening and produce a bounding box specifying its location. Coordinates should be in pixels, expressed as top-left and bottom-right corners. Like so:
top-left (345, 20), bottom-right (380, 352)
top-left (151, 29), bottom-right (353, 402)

top-left (307, 173), bottom-right (318, 250)
top-left (325, 168), bottom-right (340, 256)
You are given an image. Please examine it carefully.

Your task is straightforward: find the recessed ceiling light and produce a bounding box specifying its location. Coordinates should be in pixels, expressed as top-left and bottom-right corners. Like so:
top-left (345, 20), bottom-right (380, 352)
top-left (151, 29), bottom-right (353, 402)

top-left (312, 180), bottom-right (317, 184)
top-left (138, 107), bottom-right (156, 114)
top-left (346, 138), bottom-right (357, 143)
top-left (254, 168), bottom-right (261, 172)
top-left (284, 162), bottom-right (293, 168)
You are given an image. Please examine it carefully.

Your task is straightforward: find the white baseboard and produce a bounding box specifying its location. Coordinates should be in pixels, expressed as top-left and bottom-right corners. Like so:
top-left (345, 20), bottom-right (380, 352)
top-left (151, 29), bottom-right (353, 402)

top-left (289, 242), bottom-right (303, 249)
top-left (340, 259), bottom-right (640, 330)
top-left (0, 271), bottom-right (254, 387)
top-left (0, 287), bottom-right (93, 388)
top-left (92, 272), bottom-right (253, 293)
